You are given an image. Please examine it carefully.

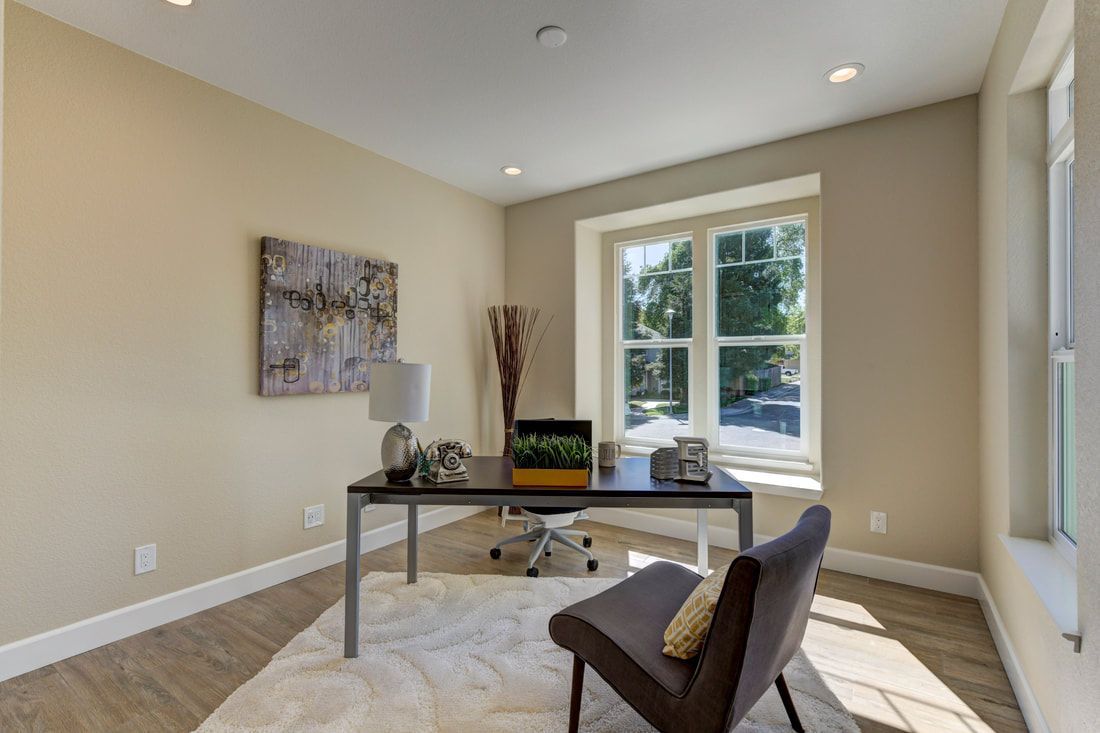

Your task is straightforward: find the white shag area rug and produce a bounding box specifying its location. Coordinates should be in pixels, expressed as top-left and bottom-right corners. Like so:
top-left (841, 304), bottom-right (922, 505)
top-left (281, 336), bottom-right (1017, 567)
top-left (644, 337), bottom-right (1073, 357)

top-left (196, 572), bottom-right (857, 732)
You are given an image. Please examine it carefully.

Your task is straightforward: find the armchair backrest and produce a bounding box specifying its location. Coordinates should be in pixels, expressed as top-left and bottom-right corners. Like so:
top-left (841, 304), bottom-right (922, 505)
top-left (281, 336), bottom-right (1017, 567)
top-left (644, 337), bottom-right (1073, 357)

top-left (689, 505), bottom-right (831, 729)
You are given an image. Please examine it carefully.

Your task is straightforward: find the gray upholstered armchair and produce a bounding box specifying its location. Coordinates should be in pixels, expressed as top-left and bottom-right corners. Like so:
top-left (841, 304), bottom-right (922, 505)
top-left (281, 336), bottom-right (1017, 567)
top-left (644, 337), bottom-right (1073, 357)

top-left (549, 505), bottom-right (831, 733)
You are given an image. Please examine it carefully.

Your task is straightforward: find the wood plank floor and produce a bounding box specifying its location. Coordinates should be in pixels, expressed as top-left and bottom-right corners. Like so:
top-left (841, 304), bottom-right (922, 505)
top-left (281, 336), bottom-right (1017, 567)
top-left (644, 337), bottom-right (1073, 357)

top-left (0, 511), bottom-right (1026, 732)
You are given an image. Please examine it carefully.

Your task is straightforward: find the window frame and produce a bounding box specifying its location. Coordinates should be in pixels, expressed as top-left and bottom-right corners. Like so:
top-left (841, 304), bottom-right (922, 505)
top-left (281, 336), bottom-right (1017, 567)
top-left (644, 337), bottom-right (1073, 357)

top-left (610, 208), bottom-right (817, 472)
top-left (614, 232), bottom-right (697, 448)
top-left (707, 215), bottom-right (810, 461)
top-left (1047, 46), bottom-right (1076, 563)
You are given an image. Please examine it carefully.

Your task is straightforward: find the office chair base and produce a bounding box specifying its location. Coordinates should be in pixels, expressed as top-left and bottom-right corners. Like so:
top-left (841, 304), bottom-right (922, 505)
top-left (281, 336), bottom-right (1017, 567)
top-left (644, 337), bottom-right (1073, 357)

top-left (492, 526), bottom-right (595, 576)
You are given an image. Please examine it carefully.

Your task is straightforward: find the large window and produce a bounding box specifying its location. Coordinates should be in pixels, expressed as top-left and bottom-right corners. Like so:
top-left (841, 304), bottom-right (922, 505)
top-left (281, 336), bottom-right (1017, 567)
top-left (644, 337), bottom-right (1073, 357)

top-left (1048, 49), bottom-right (1076, 554)
top-left (614, 212), bottom-right (814, 467)
top-left (619, 236), bottom-right (693, 442)
top-left (713, 221), bottom-right (806, 456)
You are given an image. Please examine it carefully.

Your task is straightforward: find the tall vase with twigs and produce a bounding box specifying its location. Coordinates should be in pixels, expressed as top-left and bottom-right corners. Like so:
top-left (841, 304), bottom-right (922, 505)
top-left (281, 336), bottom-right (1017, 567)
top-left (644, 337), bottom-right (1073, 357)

top-left (488, 305), bottom-right (552, 457)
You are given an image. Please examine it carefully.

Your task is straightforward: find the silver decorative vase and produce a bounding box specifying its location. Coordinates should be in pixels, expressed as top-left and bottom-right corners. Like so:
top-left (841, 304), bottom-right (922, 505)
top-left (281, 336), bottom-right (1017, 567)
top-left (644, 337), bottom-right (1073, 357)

top-left (382, 422), bottom-right (420, 482)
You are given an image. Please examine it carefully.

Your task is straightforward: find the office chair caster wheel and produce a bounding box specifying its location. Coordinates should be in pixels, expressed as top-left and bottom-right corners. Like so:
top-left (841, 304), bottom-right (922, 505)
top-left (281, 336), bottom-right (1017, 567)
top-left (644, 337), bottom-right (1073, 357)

top-left (587, 559), bottom-right (599, 572)
top-left (582, 536), bottom-right (592, 548)
top-left (545, 550), bottom-right (552, 556)
top-left (526, 567), bottom-right (539, 578)
top-left (489, 548), bottom-right (501, 560)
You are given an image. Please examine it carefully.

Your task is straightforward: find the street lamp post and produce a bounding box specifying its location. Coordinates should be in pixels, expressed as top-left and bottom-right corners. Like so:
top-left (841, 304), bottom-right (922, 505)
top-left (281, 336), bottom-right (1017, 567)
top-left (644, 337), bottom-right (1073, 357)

top-left (665, 308), bottom-right (676, 419)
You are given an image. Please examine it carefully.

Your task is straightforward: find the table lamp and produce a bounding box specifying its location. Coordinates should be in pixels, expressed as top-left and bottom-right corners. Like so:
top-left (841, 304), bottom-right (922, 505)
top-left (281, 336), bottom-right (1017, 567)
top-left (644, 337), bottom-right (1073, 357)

top-left (369, 361), bottom-right (431, 482)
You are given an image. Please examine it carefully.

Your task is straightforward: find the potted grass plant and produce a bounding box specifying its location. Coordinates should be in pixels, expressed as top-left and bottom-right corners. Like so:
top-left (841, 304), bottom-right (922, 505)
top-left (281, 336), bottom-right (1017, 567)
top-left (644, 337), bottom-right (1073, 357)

top-left (511, 433), bottom-right (593, 487)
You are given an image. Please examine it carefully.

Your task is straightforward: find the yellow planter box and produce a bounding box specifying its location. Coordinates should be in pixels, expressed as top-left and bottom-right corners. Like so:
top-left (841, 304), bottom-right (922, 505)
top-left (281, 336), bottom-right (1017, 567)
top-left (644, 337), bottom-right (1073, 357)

top-left (511, 468), bottom-right (590, 488)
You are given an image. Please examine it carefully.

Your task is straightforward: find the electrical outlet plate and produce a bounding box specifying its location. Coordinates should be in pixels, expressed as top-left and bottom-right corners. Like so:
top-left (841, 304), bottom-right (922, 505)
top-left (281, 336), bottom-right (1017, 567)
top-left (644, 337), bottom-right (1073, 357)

top-left (135, 544), bottom-right (156, 575)
top-left (870, 511), bottom-right (888, 534)
top-left (304, 504), bottom-right (325, 529)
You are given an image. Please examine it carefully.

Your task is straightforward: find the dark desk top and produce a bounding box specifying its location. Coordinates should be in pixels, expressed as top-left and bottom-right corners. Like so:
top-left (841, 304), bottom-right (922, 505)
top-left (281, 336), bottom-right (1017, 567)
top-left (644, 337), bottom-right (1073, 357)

top-left (348, 456), bottom-right (751, 499)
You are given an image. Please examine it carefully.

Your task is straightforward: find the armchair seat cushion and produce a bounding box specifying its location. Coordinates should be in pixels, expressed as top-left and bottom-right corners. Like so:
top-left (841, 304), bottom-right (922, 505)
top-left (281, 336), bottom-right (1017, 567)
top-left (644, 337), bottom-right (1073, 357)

top-left (549, 561), bottom-right (702, 699)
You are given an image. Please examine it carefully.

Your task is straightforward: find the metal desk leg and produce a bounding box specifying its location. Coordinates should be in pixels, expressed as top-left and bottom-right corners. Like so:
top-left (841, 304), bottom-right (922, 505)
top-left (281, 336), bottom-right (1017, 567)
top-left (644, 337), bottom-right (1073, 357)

top-left (737, 498), bottom-right (754, 552)
top-left (344, 493), bottom-right (362, 658)
top-left (407, 504), bottom-right (418, 584)
top-left (696, 509), bottom-right (709, 575)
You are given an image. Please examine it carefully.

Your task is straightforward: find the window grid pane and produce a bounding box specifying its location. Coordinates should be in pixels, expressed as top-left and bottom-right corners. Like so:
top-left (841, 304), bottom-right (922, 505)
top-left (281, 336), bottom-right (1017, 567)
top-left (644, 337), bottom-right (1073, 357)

top-left (623, 347), bottom-right (690, 441)
top-left (1067, 160), bottom-right (1075, 346)
top-left (1056, 358), bottom-right (1077, 543)
top-left (718, 344), bottom-right (801, 452)
top-left (716, 231), bottom-right (743, 264)
top-left (621, 239), bottom-right (693, 341)
top-left (715, 221), bottom-right (806, 340)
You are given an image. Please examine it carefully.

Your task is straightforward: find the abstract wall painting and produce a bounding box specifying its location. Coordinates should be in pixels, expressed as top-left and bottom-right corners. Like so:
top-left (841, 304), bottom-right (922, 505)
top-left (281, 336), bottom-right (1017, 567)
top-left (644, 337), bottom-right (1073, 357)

top-left (260, 236), bottom-right (397, 396)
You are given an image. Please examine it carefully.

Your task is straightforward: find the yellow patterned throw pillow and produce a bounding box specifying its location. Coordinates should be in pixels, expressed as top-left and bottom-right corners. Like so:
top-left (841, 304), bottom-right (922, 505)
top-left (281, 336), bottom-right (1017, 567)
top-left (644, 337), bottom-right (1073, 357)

top-left (662, 564), bottom-right (730, 659)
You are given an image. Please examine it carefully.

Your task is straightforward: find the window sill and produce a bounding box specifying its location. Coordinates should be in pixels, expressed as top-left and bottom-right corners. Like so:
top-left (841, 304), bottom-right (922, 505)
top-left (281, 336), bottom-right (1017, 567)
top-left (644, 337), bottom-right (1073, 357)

top-left (999, 534), bottom-right (1080, 651)
top-left (620, 444), bottom-right (823, 500)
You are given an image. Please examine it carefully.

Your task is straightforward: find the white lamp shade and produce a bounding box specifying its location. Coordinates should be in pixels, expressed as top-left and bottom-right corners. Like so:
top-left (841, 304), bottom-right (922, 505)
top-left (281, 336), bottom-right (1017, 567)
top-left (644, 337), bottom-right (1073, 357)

top-left (368, 362), bottom-right (431, 422)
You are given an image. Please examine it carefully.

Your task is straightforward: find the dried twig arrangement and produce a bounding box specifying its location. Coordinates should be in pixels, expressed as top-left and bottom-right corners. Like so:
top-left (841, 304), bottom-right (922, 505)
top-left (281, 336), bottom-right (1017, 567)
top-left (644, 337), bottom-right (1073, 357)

top-left (488, 305), bottom-right (553, 456)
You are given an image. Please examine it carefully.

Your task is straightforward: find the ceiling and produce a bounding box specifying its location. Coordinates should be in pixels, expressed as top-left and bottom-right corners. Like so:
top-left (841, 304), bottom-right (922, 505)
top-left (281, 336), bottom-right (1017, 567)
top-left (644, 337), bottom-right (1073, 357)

top-left (17, 0), bottom-right (1007, 205)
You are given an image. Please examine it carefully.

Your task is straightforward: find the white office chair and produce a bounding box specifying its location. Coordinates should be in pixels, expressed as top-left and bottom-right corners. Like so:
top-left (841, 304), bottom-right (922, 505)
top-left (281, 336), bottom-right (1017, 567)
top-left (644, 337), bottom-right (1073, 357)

top-left (489, 506), bottom-right (598, 577)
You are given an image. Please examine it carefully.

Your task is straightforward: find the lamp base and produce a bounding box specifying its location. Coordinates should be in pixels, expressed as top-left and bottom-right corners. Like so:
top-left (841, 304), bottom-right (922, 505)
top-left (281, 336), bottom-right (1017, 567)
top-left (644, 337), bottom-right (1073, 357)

top-left (382, 423), bottom-right (420, 482)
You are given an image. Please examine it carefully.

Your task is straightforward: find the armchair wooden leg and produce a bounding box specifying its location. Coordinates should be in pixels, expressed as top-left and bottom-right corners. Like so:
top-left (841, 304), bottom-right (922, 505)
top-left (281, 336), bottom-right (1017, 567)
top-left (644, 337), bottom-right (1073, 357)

top-left (568, 656), bottom-right (585, 733)
top-left (775, 673), bottom-right (804, 732)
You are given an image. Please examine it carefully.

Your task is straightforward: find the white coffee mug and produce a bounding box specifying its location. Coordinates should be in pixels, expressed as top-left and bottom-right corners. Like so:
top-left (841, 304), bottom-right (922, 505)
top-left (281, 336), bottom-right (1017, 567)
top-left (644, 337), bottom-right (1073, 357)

top-left (598, 441), bottom-right (622, 468)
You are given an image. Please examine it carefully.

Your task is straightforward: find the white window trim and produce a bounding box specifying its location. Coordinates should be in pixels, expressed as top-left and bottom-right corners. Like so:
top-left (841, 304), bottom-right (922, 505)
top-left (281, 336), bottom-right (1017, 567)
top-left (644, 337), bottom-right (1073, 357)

top-left (613, 232), bottom-right (697, 447)
top-left (1047, 46), bottom-right (1076, 563)
top-left (611, 211), bottom-right (818, 475)
top-left (707, 215), bottom-right (811, 463)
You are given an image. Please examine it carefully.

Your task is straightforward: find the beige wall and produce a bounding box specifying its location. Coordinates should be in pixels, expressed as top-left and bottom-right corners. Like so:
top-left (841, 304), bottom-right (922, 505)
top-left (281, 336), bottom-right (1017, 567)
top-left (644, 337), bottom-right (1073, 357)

top-left (977, 0), bottom-right (1100, 730)
top-left (1069, 2), bottom-right (1100, 730)
top-left (0, 4), bottom-right (504, 645)
top-left (506, 97), bottom-right (981, 570)
top-left (976, 1), bottom-right (1069, 728)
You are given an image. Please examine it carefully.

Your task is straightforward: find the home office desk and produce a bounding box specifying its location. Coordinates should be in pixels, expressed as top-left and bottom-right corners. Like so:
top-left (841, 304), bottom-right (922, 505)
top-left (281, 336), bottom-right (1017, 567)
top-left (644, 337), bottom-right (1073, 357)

top-left (344, 456), bottom-right (752, 658)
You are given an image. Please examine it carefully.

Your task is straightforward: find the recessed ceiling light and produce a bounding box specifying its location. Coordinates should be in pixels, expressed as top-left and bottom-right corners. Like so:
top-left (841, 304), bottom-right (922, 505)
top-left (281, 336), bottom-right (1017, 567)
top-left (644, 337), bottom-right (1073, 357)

top-left (163, 0), bottom-right (193, 5)
top-left (500, 166), bottom-right (523, 176)
top-left (825, 63), bottom-right (864, 84)
top-left (536, 26), bottom-right (568, 49)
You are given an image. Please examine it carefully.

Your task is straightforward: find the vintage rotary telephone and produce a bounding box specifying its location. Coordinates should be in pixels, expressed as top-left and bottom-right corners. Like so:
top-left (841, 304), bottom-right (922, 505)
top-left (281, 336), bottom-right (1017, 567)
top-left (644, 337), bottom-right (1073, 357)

top-left (422, 439), bottom-right (473, 484)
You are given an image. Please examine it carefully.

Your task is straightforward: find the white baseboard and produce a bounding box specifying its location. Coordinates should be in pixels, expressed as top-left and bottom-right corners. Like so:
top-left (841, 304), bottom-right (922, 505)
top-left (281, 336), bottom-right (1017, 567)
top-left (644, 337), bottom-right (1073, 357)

top-left (585, 507), bottom-right (982, 598)
top-left (819, 544), bottom-right (981, 599)
top-left (976, 576), bottom-right (1050, 733)
top-left (585, 507), bottom-right (766, 556)
top-left (0, 505), bottom-right (483, 683)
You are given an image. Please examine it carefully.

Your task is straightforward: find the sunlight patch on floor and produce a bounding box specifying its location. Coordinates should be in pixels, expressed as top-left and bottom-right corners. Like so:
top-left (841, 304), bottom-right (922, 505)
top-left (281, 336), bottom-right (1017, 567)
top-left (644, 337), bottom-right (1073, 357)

top-left (811, 594), bottom-right (886, 630)
top-left (804, 598), bottom-right (994, 733)
top-left (626, 549), bottom-right (711, 576)
top-left (623, 550), bottom-right (995, 732)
